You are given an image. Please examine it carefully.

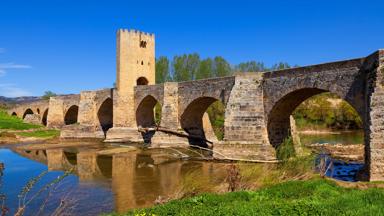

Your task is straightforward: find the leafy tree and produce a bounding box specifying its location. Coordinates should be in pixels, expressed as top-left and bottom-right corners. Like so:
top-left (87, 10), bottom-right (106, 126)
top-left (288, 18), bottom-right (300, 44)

top-left (172, 53), bottom-right (200, 81)
top-left (213, 56), bottom-right (231, 77)
top-left (42, 91), bottom-right (57, 100)
top-left (271, 62), bottom-right (291, 70)
top-left (172, 55), bottom-right (189, 82)
top-left (234, 61), bottom-right (267, 72)
top-left (156, 56), bottom-right (170, 83)
top-left (196, 58), bottom-right (213, 80)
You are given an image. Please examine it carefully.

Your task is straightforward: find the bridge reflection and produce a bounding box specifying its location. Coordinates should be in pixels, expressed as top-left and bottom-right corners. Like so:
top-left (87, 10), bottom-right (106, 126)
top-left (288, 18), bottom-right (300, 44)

top-left (11, 145), bottom-right (227, 212)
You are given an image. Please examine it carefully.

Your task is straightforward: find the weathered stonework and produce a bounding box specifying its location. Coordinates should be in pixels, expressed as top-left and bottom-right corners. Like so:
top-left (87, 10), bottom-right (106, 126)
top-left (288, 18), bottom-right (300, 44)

top-left (23, 114), bottom-right (41, 125)
top-left (290, 115), bottom-right (303, 156)
top-left (61, 89), bottom-right (112, 139)
top-left (366, 50), bottom-right (384, 181)
top-left (215, 73), bottom-right (276, 161)
top-left (7, 29), bottom-right (384, 181)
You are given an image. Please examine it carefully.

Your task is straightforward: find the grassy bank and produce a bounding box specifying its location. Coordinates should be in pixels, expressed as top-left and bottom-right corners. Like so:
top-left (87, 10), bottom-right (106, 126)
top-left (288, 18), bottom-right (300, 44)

top-left (16, 129), bottom-right (60, 138)
top-left (0, 109), bottom-right (59, 141)
top-left (110, 178), bottom-right (384, 216)
top-left (0, 109), bottom-right (41, 130)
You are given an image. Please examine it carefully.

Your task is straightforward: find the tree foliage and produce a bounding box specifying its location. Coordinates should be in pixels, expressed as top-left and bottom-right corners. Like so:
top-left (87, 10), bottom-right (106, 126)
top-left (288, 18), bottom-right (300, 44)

top-left (42, 91), bottom-right (57, 100)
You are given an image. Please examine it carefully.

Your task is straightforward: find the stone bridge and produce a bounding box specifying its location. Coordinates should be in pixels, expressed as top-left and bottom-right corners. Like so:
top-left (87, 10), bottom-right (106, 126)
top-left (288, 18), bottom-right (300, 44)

top-left (7, 28), bottom-right (384, 181)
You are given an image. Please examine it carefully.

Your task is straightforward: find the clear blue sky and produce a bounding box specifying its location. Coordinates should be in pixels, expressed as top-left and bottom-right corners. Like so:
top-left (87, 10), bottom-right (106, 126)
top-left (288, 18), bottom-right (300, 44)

top-left (0, 0), bottom-right (383, 97)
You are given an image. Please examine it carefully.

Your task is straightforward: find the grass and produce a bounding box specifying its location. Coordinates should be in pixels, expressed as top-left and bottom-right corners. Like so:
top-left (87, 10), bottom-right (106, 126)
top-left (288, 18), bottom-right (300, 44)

top-left (0, 109), bottom-right (60, 139)
top-left (0, 109), bottom-right (41, 130)
top-left (16, 129), bottom-right (60, 138)
top-left (110, 178), bottom-right (384, 216)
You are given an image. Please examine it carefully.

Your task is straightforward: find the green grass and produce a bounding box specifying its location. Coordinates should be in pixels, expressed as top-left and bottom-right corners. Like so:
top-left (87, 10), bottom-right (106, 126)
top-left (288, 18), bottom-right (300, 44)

top-left (16, 129), bottom-right (60, 138)
top-left (110, 178), bottom-right (384, 216)
top-left (0, 109), bottom-right (41, 130)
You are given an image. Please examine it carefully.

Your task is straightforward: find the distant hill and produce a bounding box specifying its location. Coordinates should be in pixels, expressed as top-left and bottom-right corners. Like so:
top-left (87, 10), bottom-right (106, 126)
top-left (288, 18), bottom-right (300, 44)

top-left (0, 96), bottom-right (42, 108)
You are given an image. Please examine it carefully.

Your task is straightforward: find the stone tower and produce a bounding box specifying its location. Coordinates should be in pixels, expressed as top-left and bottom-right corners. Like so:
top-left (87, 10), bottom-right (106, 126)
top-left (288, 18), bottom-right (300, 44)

top-left (116, 29), bottom-right (155, 93)
top-left (106, 29), bottom-right (155, 141)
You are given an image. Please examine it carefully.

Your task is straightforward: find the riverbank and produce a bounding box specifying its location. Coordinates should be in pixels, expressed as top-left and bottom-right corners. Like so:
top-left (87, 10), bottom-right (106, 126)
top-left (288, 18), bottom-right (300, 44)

top-left (0, 109), bottom-right (60, 144)
top-left (109, 178), bottom-right (384, 216)
top-left (0, 128), bottom-right (60, 144)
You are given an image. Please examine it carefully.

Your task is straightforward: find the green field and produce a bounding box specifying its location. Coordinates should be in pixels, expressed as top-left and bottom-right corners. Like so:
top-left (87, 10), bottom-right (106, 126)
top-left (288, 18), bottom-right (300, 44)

top-left (0, 109), bottom-right (41, 130)
top-left (111, 178), bottom-right (384, 216)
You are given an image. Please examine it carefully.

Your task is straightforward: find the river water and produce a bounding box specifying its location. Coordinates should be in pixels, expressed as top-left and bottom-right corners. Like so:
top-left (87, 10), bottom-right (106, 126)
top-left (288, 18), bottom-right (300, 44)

top-left (0, 132), bottom-right (365, 215)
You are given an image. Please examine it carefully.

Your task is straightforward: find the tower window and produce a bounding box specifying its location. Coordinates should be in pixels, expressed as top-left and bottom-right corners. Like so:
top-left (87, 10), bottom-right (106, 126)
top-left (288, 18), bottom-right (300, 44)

top-left (141, 61), bottom-right (144, 65)
top-left (137, 77), bottom-right (149, 85)
top-left (140, 40), bottom-right (147, 48)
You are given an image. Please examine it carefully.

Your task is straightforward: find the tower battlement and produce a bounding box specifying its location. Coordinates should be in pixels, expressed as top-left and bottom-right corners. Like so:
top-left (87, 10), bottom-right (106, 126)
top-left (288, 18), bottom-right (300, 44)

top-left (117, 29), bottom-right (155, 41)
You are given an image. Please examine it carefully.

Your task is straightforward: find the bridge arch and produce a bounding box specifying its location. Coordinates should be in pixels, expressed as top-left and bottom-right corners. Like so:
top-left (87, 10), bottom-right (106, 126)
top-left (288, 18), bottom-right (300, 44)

top-left (136, 95), bottom-right (161, 128)
top-left (41, 109), bottom-right (48, 126)
top-left (64, 105), bottom-right (79, 125)
top-left (180, 96), bottom-right (224, 146)
top-left (22, 108), bottom-right (34, 119)
top-left (136, 95), bottom-right (162, 143)
top-left (11, 112), bottom-right (17, 116)
top-left (267, 88), bottom-right (364, 148)
top-left (97, 98), bottom-right (113, 133)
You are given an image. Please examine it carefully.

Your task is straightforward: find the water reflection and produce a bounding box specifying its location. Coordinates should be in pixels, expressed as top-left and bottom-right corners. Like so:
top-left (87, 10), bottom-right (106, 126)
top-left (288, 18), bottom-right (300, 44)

top-left (3, 145), bottom-right (228, 214)
top-left (1, 131), bottom-right (365, 214)
top-left (300, 130), bottom-right (364, 145)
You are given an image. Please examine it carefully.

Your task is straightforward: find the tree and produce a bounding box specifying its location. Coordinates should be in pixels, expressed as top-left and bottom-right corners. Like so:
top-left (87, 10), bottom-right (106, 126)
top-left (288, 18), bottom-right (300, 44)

top-left (271, 62), bottom-right (291, 70)
top-left (42, 91), bottom-right (57, 100)
top-left (156, 56), bottom-right (170, 83)
top-left (234, 61), bottom-right (267, 72)
top-left (196, 58), bottom-right (213, 80)
top-left (172, 53), bottom-right (200, 81)
top-left (213, 56), bottom-right (231, 77)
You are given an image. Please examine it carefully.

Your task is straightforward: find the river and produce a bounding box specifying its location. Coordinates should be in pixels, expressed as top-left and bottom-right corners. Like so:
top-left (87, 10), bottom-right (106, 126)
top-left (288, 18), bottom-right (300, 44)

top-left (0, 131), bottom-right (365, 215)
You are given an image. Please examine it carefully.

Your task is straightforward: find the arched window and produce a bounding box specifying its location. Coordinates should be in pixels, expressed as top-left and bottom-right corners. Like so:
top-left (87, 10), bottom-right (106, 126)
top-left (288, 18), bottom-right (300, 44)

top-left (136, 77), bottom-right (149, 86)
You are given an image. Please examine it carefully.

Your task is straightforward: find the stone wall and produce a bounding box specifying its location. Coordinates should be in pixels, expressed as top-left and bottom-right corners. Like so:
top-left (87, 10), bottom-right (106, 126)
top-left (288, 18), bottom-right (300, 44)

top-left (46, 94), bottom-right (80, 128)
top-left (8, 99), bottom-right (49, 125)
top-left (263, 58), bottom-right (366, 147)
top-left (214, 73), bottom-right (276, 161)
top-left (366, 50), bottom-right (384, 181)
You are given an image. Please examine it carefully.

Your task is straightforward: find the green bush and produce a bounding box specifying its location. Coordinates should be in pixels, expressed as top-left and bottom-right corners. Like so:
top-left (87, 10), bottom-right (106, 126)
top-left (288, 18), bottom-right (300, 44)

top-left (276, 136), bottom-right (296, 161)
top-left (111, 178), bottom-right (384, 216)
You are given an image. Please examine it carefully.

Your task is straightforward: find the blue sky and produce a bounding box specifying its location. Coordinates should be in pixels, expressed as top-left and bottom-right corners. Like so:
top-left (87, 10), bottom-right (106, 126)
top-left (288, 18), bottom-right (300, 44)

top-left (0, 0), bottom-right (383, 97)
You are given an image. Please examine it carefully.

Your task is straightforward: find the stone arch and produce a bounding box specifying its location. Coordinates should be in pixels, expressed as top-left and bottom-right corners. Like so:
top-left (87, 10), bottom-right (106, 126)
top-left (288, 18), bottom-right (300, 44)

top-left (23, 108), bottom-right (34, 119)
top-left (64, 105), bottom-right (79, 125)
top-left (11, 112), bottom-right (17, 116)
top-left (97, 98), bottom-right (113, 133)
top-left (41, 109), bottom-right (48, 126)
top-left (267, 88), bottom-right (364, 148)
top-left (136, 95), bottom-right (161, 128)
top-left (136, 77), bottom-right (149, 85)
top-left (136, 95), bottom-right (161, 143)
top-left (180, 96), bottom-right (222, 146)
